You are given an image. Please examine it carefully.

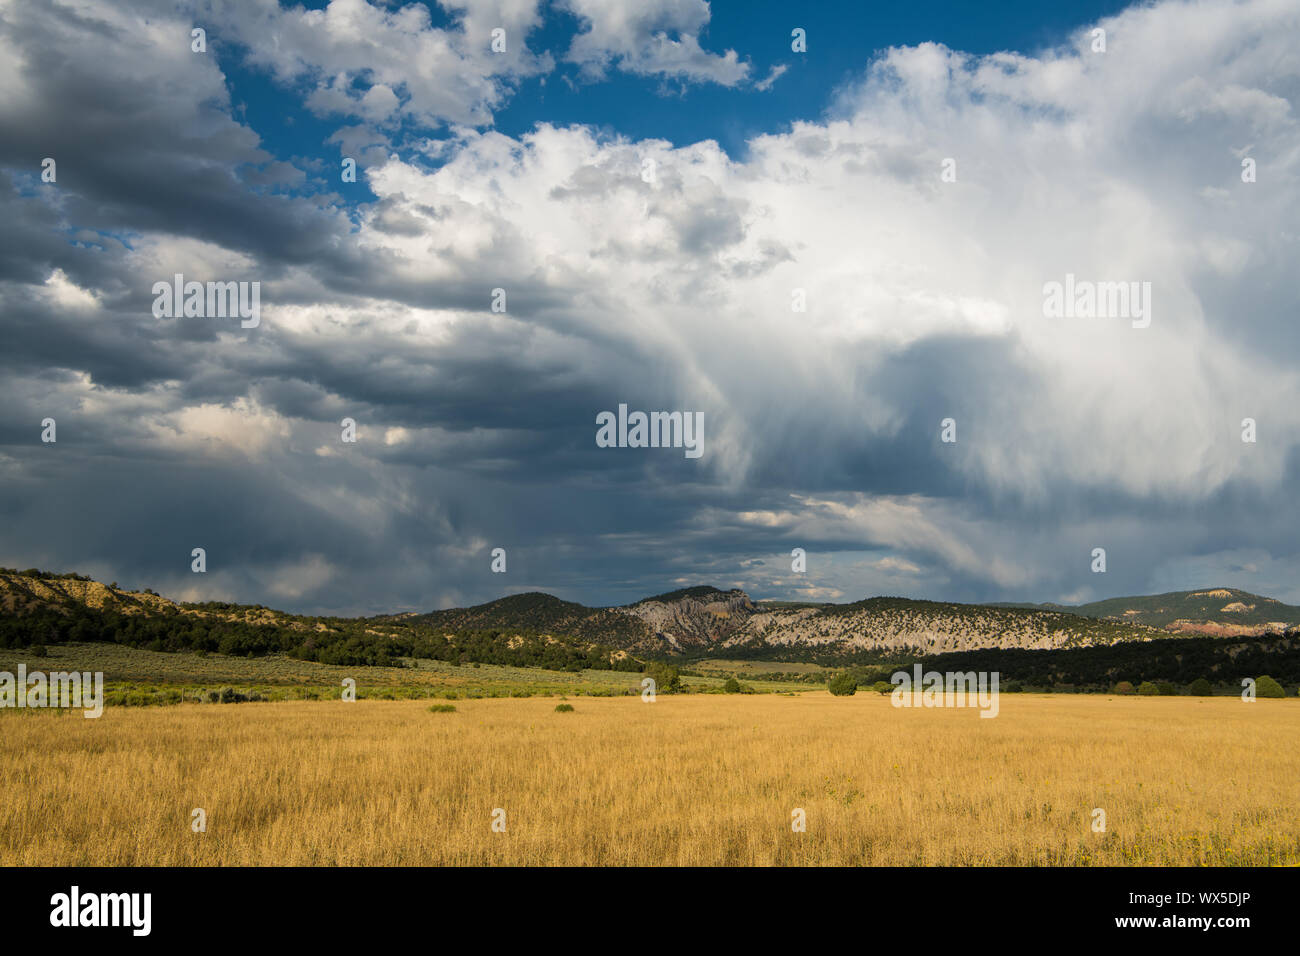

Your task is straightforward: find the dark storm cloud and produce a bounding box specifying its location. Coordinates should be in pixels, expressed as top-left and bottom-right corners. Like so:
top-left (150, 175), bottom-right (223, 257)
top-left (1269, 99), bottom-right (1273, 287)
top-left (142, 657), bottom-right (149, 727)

top-left (1, 0), bottom-right (1299, 615)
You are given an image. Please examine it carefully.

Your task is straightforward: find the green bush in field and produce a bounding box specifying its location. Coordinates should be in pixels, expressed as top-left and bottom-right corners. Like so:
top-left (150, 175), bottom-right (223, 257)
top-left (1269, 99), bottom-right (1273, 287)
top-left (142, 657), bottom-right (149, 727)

top-left (428, 703), bottom-right (456, 713)
top-left (1255, 675), bottom-right (1285, 698)
top-left (871, 680), bottom-right (894, 695)
top-left (1137, 681), bottom-right (1160, 696)
top-left (642, 661), bottom-right (682, 694)
top-left (827, 672), bottom-right (857, 696)
top-left (1157, 682), bottom-right (1179, 696)
top-left (206, 687), bottom-right (264, 704)
top-left (723, 677), bottom-right (741, 694)
top-left (554, 703), bottom-right (575, 712)
top-left (1189, 678), bottom-right (1213, 697)
top-left (1113, 681), bottom-right (1136, 695)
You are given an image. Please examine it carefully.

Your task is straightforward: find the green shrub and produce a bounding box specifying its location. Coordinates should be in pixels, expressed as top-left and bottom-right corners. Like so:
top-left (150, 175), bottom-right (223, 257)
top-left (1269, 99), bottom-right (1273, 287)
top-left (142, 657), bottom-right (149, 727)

top-left (871, 680), bottom-right (894, 695)
top-left (1188, 678), bottom-right (1213, 697)
top-left (827, 672), bottom-right (857, 696)
top-left (1157, 682), bottom-right (1178, 696)
top-left (428, 703), bottom-right (456, 713)
top-left (1255, 675), bottom-right (1285, 699)
top-left (554, 703), bottom-right (575, 713)
top-left (722, 677), bottom-right (741, 694)
top-left (207, 686), bottom-right (256, 703)
top-left (643, 661), bottom-right (682, 694)
top-left (1113, 681), bottom-right (1136, 695)
top-left (1137, 681), bottom-right (1160, 696)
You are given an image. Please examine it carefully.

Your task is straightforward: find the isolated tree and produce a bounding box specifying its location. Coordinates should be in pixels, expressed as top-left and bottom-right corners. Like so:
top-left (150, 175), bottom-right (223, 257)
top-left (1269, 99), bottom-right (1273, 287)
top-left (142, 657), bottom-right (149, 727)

top-left (643, 661), bottom-right (682, 694)
top-left (1188, 678), bottom-right (1213, 697)
top-left (1255, 675), bottom-right (1285, 699)
top-left (723, 677), bottom-right (741, 694)
top-left (827, 672), bottom-right (857, 696)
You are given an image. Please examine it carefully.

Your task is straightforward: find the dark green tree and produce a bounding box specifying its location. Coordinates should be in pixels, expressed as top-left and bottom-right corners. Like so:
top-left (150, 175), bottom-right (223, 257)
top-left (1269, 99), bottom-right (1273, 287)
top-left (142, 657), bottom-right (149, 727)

top-left (643, 661), bottom-right (682, 694)
top-left (827, 671), bottom-right (857, 696)
top-left (1255, 675), bottom-right (1285, 698)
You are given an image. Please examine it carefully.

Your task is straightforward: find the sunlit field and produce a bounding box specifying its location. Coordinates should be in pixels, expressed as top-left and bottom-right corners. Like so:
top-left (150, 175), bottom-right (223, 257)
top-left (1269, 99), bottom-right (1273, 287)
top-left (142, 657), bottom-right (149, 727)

top-left (3, 693), bottom-right (1297, 866)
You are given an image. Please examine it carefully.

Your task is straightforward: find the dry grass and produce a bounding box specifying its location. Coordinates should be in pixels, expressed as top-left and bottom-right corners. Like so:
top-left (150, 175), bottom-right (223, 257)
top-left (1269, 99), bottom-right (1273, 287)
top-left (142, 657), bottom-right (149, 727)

top-left (3, 693), bottom-right (1298, 866)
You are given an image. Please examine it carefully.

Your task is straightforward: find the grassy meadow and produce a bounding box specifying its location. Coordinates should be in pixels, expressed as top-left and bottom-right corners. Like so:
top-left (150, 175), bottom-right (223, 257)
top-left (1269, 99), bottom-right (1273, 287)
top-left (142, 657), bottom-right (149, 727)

top-left (0, 642), bottom-right (813, 704)
top-left (3, 690), bottom-right (1298, 866)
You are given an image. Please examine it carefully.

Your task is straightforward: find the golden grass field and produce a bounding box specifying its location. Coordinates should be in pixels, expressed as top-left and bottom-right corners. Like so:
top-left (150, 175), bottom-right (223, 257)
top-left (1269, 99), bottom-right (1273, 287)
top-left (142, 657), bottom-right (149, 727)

top-left (2, 693), bottom-right (1297, 866)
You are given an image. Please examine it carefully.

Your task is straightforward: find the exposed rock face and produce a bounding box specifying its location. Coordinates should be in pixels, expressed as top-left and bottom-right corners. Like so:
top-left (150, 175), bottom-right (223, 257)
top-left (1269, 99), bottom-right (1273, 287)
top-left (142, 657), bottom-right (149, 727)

top-left (614, 590), bottom-right (1163, 655)
top-left (0, 574), bottom-right (175, 616)
top-left (4, 570), bottom-right (1293, 660)
top-left (728, 599), bottom-right (1162, 655)
top-left (623, 589), bottom-right (755, 650)
top-left (1164, 619), bottom-right (1293, 637)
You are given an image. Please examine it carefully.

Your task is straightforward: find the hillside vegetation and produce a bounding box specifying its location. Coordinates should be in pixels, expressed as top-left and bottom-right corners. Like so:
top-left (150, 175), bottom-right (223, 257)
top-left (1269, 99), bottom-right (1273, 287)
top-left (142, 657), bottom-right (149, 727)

top-left (3, 569), bottom-right (1294, 673)
top-left (0, 568), bottom-right (638, 672)
top-left (997, 587), bottom-right (1300, 635)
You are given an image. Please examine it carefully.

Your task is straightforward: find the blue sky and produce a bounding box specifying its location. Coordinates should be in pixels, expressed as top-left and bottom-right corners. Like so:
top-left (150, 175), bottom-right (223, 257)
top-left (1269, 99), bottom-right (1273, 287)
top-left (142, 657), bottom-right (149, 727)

top-left (483, 0), bottom-right (1135, 153)
top-left (1, 0), bottom-right (1298, 614)
top-left (226, 0), bottom-right (1136, 198)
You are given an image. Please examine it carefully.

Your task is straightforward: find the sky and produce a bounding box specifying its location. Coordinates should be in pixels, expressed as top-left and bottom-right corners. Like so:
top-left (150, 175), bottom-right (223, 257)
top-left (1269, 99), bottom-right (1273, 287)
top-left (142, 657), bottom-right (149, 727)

top-left (1, 0), bottom-right (1298, 615)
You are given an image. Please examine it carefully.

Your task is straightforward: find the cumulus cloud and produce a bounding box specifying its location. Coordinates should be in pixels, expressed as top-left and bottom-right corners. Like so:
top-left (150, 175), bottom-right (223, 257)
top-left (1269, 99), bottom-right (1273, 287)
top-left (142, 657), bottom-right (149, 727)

top-left (559, 0), bottom-right (750, 85)
top-left (216, 0), bottom-right (553, 129)
top-left (1, 0), bottom-right (1299, 613)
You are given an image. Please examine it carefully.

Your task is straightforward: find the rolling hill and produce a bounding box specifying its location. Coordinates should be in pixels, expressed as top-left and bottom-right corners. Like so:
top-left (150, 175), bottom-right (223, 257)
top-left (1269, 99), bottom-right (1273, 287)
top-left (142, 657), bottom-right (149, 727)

top-left (373, 584), bottom-right (1144, 658)
top-left (994, 587), bottom-right (1300, 636)
top-left (3, 568), bottom-right (1265, 662)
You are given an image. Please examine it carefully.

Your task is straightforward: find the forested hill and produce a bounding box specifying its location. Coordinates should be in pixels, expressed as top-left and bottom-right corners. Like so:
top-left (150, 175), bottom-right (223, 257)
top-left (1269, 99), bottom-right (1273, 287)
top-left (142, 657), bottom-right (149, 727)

top-left (4, 568), bottom-right (1295, 666)
top-left (994, 587), bottom-right (1300, 635)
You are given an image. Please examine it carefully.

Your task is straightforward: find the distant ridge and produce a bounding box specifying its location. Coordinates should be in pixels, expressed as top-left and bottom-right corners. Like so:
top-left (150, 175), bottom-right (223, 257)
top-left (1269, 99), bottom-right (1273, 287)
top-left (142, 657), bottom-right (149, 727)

top-left (632, 585), bottom-right (732, 605)
top-left (993, 587), bottom-right (1300, 636)
top-left (3, 567), bottom-right (1295, 659)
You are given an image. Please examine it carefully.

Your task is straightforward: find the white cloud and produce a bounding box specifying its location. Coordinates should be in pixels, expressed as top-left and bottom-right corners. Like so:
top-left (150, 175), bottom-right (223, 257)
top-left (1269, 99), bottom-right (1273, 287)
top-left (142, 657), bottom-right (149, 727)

top-left (7, 0), bottom-right (1300, 606)
top-left (145, 398), bottom-right (292, 458)
top-left (266, 554), bottom-right (336, 599)
top-left (42, 269), bottom-right (99, 311)
top-left (559, 0), bottom-right (750, 85)
top-left (219, 0), bottom-right (553, 129)
top-left (754, 64), bottom-right (787, 92)
top-left (308, 0), bottom-right (1300, 593)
